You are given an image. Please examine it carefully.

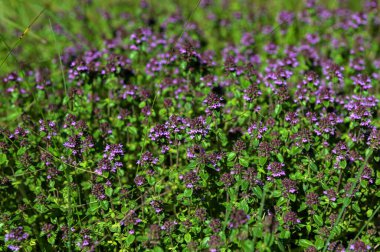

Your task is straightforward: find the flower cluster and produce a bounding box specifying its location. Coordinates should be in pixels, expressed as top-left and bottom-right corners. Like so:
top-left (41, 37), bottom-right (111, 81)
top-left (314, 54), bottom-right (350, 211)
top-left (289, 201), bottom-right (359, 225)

top-left (0, 0), bottom-right (379, 251)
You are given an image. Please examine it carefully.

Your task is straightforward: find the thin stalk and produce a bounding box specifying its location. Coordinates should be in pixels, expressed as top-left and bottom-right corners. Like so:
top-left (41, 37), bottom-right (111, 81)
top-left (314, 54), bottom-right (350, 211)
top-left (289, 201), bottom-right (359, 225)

top-left (253, 186), bottom-right (267, 249)
top-left (64, 164), bottom-right (72, 252)
top-left (322, 150), bottom-right (373, 252)
top-left (354, 203), bottom-right (380, 241)
top-left (48, 17), bottom-right (66, 96)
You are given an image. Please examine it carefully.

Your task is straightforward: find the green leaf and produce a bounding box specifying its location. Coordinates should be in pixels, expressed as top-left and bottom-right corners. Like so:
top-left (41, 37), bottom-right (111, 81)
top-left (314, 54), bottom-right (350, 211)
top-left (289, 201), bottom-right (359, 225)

top-left (184, 233), bottom-right (191, 243)
top-left (242, 240), bottom-right (254, 251)
top-left (279, 230), bottom-right (290, 239)
top-left (259, 157), bottom-right (267, 166)
top-left (81, 181), bottom-right (92, 190)
top-left (138, 101), bottom-right (146, 109)
top-left (176, 194), bottom-right (184, 200)
top-left (315, 237), bottom-right (324, 250)
top-left (272, 190), bottom-right (282, 198)
top-left (47, 234), bottom-right (56, 245)
top-left (343, 198), bottom-right (351, 206)
top-left (339, 160), bottom-right (347, 169)
top-left (274, 104), bottom-right (282, 116)
top-left (218, 131), bottom-right (228, 146)
top-left (17, 147), bottom-right (27, 156)
top-left (100, 200), bottom-right (109, 210)
top-left (366, 209), bottom-right (373, 218)
top-left (298, 202), bottom-right (307, 212)
top-left (0, 153), bottom-right (8, 165)
top-left (34, 203), bottom-right (48, 213)
top-left (63, 96), bottom-right (70, 105)
top-left (187, 161), bottom-right (197, 169)
top-left (276, 153), bottom-right (284, 163)
top-left (298, 239), bottom-right (314, 248)
top-left (105, 187), bottom-right (113, 197)
top-left (109, 223), bottom-right (121, 233)
top-left (306, 224), bottom-right (311, 233)
top-left (227, 152), bottom-right (236, 162)
top-left (128, 126), bottom-right (138, 136)
top-left (365, 148), bottom-right (373, 158)
top-left (289, 194), bottom-right (296, 202)
top-left (313, 215), bottom-right (323, 226)
top-left (252, 226), bottom-right (262, 237)
top-left (184, 188), bottom-right (193, 197)
top-left (153, 246), bottom-right (164, 252)
top-left (252, 186), bottom-right (263, 199)
top-left (289, 146), bottom-right (301, 156)
top-left (147, 176), bottom-right (156, 186)
top-left (89, 201), bottom-right (99, 213)
top-left (239, 158), bottom-right (249, 167)
top-left (126, 235), bottom-right (135, 245)
top-left (310, 162), bottom-right (318, 172)
top-left (352, 202), bottom-right (361, 213)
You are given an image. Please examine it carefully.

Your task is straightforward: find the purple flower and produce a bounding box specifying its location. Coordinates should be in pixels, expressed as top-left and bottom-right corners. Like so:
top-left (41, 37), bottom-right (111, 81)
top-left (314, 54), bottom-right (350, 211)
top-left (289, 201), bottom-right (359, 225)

top-left (229, 209), bottom-right (250, 228)
top-left (166, 115), bottom-right (187, 134)
top-left (141, 105), bottom-right (151, 116)
top-left (181, 170), bottom-right (199, 188)
top-left (283, 211), bottom-right (301, 225)
top-left (306, 33), bottom-right (320, 44)
top-left (241, 32), bottom-right (255, 46)
top-left (285, 112), bottom-right (299, 125)
top-left (47, 168), bottom-right (60, 180)
top-left (95, 144), bottom-right (123, 175)
top-left (208, 235), bottom-right (223, 249)
top-left (247, 122), bottom-right (268, 139)
top-left (137, 151), bottom-right (158, 166)
top-left (323, 188), bottom-right (337, 202)
top-left (195, 208), bottom-right (207, 221)
top-left (92, 183), bottom-right (106, 200)
top-left (282, 178), bottom-right (297, 195)
top-left (243, 83), bottom-right (261, 102)
top-left (258, 141), bottom-right (273, 157)
top-left (352, 74), bottom-right (372, 90)
top-left (149, 124), bottom-right (171, 142)
top-left (210, 218), bottom-right (221, 233)
top-left (264, 42), bottom-right (278, 54)
top-left (306, 192), bottom-right (319, 207)
top-left (204, 93), bottom-right (224, 115)
top-left (187, 145), bottom-right (205, 159)
top-left (243, 168), bottom-right (262, 186)
top-left (160, 220), bottom-right (177, 233)
top-left (267, 162), bottom-right (286, 179)
top-left (5, 227), bottom-right (29, 242)
top-left (277, 11), bottom-right (294, 25)
top-left (134, 175), bottom-right (146, 186)
top-left (220, 173), bottom-right (235, 188)
top-left (233, 140), bottom-right (246, 153)
top-left (361, 166), bottom-right (373, 183)
top-left (349, 240), bottom-right (371, 251)
top-left (187, 116), bottom-right (209, 139)
top-left (104, 144), bottom-right (124, 160)
top-left (150, 200), bottom-right (163, 213)
top-left (7, 245), bottom-right (20, 251)
top-left (224, 55), bottom-right (237, 72)
top-left (41, 223), bottom-right (55, 237)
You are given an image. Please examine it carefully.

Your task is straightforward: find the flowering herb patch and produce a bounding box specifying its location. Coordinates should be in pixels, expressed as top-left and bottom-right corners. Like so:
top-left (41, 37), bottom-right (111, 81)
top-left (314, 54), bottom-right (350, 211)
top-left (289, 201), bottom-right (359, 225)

top-left (0, 0), bottom-right (379, 251)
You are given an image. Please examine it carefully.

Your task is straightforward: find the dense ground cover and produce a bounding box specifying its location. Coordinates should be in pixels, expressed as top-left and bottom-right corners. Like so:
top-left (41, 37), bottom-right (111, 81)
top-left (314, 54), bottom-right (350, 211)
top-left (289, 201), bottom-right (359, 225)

top-left (0, 0), bottom-right (379, 251)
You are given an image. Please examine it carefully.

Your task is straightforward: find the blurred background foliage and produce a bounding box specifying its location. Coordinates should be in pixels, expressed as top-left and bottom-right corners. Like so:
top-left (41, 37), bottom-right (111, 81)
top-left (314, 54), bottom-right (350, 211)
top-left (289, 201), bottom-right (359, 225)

top-left (0, 0), bottom-right (369, 74)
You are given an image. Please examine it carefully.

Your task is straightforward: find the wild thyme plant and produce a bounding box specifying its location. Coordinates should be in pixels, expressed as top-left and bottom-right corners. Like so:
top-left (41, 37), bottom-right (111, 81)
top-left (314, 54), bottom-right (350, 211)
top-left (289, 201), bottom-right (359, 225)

top-left (0, 0), bottom-right (379, 251)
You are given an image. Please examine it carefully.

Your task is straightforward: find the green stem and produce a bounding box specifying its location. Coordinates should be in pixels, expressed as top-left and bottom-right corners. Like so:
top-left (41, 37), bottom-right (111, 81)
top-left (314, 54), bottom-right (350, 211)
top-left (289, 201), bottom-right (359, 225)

top-left (354, 203), bottom-right (380, 241)
top-left (64, 164), bottom-right (72, 252)
top-left (322, 149), bottom-right (372, 252)
top-left (253, 186), bottom-right (267, 249)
